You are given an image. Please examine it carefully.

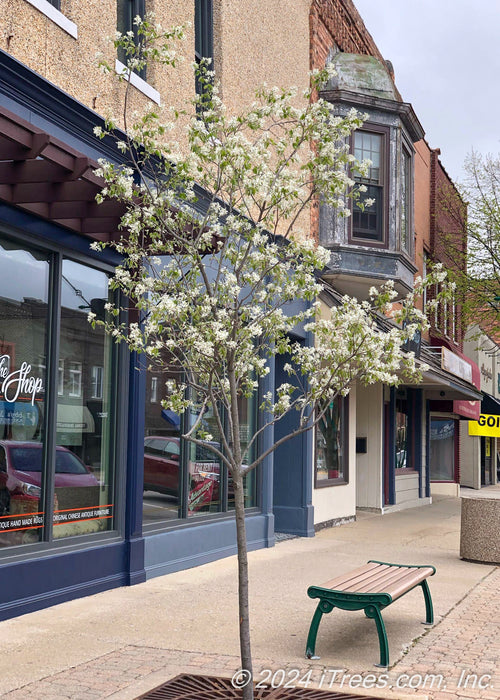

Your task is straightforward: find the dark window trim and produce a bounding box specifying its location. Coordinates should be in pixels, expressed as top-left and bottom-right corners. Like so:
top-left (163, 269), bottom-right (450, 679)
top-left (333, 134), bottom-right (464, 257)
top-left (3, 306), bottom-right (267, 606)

top-left (195, 0), bottom-right (214, 63)
top-left (400, 136), bottom-right (414, 257)
top-left (314, 395), bottom-right (349, 488)
top-left (195, 0), bottom-right (214, 101)
top-left (349, 123), bottom-right (390, 249)
top-left (117, 0), bottom-right (147, 80)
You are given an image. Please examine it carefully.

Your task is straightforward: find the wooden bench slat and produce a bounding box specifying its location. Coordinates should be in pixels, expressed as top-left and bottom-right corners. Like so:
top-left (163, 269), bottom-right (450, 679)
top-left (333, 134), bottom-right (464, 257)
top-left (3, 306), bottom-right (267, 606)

top-left (382, 567), bottom-right (435, 600)
top-left (343, 565), bottom-right (414, 594)
top-left (320, 561), bottom-right (387, 590)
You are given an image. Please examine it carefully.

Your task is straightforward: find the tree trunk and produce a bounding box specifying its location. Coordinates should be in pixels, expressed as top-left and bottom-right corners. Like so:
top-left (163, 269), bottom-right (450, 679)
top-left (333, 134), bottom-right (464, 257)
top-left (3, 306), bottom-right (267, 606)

top-left (233, 467), bottom-right (254, 700)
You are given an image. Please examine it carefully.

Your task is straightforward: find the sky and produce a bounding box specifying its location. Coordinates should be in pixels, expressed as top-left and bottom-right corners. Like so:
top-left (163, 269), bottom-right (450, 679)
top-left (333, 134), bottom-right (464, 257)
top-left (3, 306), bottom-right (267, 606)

top-left (352, 0), bottom-right (500, 185)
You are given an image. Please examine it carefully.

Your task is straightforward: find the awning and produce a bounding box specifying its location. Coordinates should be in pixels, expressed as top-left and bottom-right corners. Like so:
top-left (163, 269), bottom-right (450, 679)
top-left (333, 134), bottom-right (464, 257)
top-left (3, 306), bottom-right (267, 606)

top-left (161, 408), bottom-right (181, 427)
top-left (481, 393), bottom-right (500, 416)
top-left (57, 404), bottom-right (95, 433)
top-left (419, 369), bottom-right (482, 401)
top-left (0, 104), bottom-right (126, 242)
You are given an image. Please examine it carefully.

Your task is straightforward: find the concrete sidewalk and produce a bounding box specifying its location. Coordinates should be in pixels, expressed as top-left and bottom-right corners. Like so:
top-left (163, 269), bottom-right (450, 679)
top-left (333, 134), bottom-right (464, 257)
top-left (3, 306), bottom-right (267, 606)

top-left (0, 493), bottom-right (498, 699)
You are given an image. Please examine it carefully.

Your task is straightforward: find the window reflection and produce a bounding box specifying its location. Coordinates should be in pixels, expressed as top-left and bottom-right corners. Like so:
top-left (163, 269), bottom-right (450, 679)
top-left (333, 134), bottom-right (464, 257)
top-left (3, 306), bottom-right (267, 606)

top-left (0, 239), bottom-right (49, 547)
top-left (54, 260), bottom-right (115, 539)
top-left (143, 368), bottom-right (182, 522)
top-left (143, 372), bottom-right (258, 525)
top-left (315, 397), bottom-right (348, 483)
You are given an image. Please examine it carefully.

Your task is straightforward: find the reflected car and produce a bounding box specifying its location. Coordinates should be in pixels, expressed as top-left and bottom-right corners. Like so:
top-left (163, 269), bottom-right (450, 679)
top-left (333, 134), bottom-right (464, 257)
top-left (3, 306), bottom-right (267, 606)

top-left (0, 440), bottom-right (99, 516)
top-left (143, 436), bottom-right (221, 497)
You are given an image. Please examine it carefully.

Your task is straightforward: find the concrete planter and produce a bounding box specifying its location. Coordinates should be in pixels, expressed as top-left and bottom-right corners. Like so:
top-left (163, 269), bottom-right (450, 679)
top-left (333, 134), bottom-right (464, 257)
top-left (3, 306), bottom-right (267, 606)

top-left (460, 496), bottom-right (500, 564)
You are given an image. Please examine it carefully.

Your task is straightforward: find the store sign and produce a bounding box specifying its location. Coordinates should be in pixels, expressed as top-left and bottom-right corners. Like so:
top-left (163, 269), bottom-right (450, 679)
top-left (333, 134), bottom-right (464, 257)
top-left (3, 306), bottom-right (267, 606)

top-left (468, 413), bottom-right (500, 438)
top-left (0, 402), bottom-right (39, 427)
top-left (441, 347), bottom-right (473, 383)
top-left (0, 355), bottom-right (43, 406)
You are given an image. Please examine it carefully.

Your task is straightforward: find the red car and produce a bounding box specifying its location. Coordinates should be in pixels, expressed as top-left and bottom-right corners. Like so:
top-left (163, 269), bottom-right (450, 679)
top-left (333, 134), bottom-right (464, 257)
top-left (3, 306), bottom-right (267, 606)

top-left (0, 440), bottom-right (99, 517)
top-left (143, 436), bottom-right (221, 499)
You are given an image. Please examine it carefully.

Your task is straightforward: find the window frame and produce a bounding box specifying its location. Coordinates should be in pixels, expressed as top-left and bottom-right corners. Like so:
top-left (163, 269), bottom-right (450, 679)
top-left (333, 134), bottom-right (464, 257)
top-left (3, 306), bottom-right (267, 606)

top-left (0, 226), bottom-right (123, 553)
top-left (350, 125), bottom-right (390, 248)
top-left (195, 0), bottom-right (214, 99)
top-left (117, 0), bottom-right (147, 80)
top-left (400, 142), bottom-right (413, 257)
top-left (314, 396), bottom-right (349, 488)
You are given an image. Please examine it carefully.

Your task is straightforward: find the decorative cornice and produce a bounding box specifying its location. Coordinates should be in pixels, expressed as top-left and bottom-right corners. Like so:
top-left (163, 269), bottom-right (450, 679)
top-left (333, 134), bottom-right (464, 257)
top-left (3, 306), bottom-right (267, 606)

top-left (320, 88), bottom-right (425, 143)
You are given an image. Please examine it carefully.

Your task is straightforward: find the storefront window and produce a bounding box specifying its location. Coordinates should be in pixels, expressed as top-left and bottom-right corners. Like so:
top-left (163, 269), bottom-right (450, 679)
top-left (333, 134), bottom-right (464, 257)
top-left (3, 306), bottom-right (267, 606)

top-left (0, 239), bottom-right (49, 546)
top-left (0, 237), bottom-right (117, 550)
top-left (430, 418), bottom-right (455, 481)
top-left (143, 370), bottom-right (258, 526)
top-left (55, 260), bottom-right (115, 539)
top-left (395, 398), bottom-right (409, 469)
top-left (315, 397), bottom-right (348, 485)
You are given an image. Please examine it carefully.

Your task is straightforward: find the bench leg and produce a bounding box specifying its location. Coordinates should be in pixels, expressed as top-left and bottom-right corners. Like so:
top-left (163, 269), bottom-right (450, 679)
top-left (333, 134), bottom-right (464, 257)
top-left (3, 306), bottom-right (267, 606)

top-left (420, 579), bottom-right (434, 624)
top-left (365, 604), bottom-right (389, 667)
top-left (305, 600), bottom-right (333, 659)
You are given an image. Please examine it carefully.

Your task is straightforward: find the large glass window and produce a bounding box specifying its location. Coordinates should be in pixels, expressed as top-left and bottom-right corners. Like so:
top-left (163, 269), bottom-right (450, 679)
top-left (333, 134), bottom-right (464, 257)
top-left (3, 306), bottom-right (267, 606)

top-left (0, 237), bottom-right (117, 550)
top-left (117, 0), bottom-right (146, 79)
top-left (395, 397), bottom-right (409, 469)
top-left (400, 147), bottom-right (412, 254)
top-left (352, 131), bottom-right (385, 243)
top-left (143, 367), bottom-right (258, 526)
top-left (430, 418), bottom-right (455, 481)
top-left (315, 397), bottom-right (348, 485)
top-left (0, 240), bottom-right (49, 547)
top-left (195, 0), bottom-right (214, 100)
top-left (55, 260), bottom-right (115, 539)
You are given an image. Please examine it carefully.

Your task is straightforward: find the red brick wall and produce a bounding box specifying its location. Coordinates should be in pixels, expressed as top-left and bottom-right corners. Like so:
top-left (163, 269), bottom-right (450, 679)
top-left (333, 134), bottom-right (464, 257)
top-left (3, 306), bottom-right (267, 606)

top-left (309, 0), bottom-right (386, 71)
top-left (429, 149), bottom-right (467, 350)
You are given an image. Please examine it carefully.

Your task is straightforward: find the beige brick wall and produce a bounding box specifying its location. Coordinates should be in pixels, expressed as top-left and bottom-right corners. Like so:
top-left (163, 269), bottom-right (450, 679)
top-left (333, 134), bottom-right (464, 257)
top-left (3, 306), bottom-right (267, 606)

top-left (2, 0), bottom-right (195, 126)
top-left (2, 1), bottom-right (311, 124)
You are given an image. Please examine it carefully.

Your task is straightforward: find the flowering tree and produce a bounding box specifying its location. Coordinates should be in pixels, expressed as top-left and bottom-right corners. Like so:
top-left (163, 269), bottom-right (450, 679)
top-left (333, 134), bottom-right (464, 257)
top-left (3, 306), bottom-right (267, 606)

top-left (436, 150), bottom-right (500, 335)
top-left (92, 19), bottom-right (448, 699)
top-left (459, 151), bottom-right (500, 332)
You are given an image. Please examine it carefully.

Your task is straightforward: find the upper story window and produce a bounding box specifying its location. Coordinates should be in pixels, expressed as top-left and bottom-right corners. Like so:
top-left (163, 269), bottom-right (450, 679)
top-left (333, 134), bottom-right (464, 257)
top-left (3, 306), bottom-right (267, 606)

top-left (401, 147), bottom-right (412, 255)
top-left (195, 0), bottom-right (214, 98)
top-left (352, 129), bottom-right (386, 244)
top-left (117, 0), bottom-right (146, 80)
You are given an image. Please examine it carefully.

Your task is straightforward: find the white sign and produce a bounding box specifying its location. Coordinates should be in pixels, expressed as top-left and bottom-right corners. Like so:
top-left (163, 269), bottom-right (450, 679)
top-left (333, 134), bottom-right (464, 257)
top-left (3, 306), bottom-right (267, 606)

top-left (441, 347), bottom-right (472, 384)
top-left (0, 355), bottom-right (44, 406)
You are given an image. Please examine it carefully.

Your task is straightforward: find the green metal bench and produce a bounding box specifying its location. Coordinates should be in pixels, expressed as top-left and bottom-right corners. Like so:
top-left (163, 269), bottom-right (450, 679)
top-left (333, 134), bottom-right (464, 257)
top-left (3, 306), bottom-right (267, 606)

top-left (305, 560), bottom-right (435, 667)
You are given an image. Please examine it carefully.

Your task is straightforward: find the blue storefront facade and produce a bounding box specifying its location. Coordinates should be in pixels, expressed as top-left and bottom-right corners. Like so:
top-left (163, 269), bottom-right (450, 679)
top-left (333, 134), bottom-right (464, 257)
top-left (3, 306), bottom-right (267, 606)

top-left (0, 50), bottom-right (316, 620)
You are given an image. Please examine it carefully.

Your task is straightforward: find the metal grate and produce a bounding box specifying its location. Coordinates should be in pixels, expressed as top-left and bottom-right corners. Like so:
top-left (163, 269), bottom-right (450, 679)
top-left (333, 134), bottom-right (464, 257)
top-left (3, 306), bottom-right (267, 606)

top-left (136, 674), bottom-right (385, 699)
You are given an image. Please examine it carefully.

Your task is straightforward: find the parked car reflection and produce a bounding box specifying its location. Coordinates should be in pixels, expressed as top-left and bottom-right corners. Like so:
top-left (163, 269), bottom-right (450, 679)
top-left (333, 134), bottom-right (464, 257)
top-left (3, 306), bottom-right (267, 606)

top-left (143, 436), bottom-right (221, 512)
top-left (0, 440), bottom-right (99, 517)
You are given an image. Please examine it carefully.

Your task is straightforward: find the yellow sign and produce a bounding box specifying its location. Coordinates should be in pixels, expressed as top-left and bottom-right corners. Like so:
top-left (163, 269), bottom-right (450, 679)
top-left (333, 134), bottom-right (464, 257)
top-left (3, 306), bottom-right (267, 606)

top-left (468, 413), bottom-right (500, 437)
top-left (486, 438), bottom-right (491, 457)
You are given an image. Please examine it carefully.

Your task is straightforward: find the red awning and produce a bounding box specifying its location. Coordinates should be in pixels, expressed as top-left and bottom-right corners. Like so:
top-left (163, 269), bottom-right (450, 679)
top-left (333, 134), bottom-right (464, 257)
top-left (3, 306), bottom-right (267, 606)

top-left (0, 105), bottom-right (126, 241)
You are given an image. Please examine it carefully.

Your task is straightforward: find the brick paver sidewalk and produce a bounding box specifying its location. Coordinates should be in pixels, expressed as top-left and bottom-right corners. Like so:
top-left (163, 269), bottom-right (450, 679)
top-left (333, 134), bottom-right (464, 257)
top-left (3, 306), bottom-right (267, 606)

top-left (385, 566), bottom-right (500, 699)
top-left (3, 567), bottom-right (499, 700)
